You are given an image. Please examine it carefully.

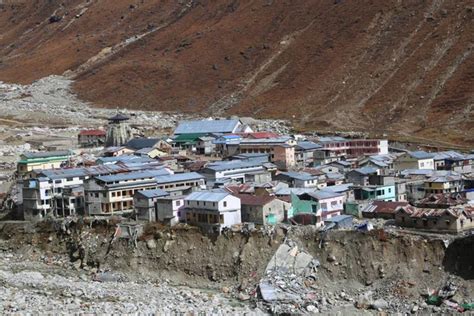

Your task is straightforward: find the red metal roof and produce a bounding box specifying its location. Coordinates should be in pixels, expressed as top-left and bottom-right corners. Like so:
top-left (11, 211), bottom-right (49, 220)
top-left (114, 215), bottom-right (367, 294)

top-left (79, 129), bottom-right (106, 136)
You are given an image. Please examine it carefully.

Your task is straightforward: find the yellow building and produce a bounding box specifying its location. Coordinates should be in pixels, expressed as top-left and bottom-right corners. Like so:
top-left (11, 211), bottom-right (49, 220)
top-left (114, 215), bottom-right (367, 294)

top-left (17, 151), bottom-right (72, 178)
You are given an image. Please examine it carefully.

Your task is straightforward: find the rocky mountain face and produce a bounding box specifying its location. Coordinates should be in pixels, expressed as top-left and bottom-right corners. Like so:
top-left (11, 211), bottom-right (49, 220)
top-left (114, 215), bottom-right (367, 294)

top-left (0, 1), bottom-right (472, 146)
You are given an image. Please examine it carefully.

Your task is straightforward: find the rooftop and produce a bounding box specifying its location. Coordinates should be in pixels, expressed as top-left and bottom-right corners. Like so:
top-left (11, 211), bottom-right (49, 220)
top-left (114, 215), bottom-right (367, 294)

top-left (185, 191), bottom-right (231, 202)
top-left (95, 169), bottom-right (171, 183)
top-left (155, 172), bottom-right (204, 184)
top-left (136, 189), bottom-right (169, 199)
top-left (278, 171), bottom-right (315, 181)
top-left (408, 151), bottom-right (435, 159)
top-left (79, 129), bottom-right (106, 136)
top-left (174, 119), bottom-right (240, 135)
top-left (108, 113), bottom-right (130, 121)
top-left (125, 138), bottom-right (161, 150)
top-left (22, 150), bottom-right (72, 159)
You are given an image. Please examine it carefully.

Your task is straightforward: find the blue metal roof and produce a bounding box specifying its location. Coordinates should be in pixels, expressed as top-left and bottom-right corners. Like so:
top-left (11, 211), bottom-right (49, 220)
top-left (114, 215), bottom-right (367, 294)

top-left (156, 172), bottom-right (204, 184)
top-left (97, 155), bottom-right (155, 164)
top-left (174, 119), bottom-right (240, 135)
top-left (96, 169), bottom-right (171, 183)
top-left (136, 189), bottom-right (169, 199)
top-left (296, 141), bottom-right (322, 150)
top-left (185, 191), bottom-right (230, 202)
top-left (279, 172), bottom-right (315, 181)
top-left (408, 151), bottom-right (434, 159)
top-left (205, 159), bottom-right (265, 171)
top-left (324, 215), bottom-right (353, 223)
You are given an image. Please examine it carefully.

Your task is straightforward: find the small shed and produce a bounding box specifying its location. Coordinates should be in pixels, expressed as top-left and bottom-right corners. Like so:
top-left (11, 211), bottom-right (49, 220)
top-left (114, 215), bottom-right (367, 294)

top-left (323, 215), bottom-right (353, 229)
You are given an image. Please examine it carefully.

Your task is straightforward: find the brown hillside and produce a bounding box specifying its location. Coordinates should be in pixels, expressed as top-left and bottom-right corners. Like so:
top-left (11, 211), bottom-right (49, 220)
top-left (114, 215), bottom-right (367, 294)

top-left (0, 0), bottom-right (472, 146)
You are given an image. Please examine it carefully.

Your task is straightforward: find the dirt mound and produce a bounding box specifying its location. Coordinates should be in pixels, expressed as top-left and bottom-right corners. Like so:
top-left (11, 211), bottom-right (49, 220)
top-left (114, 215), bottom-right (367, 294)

top-left (0, 1), bottom-right (472, 146)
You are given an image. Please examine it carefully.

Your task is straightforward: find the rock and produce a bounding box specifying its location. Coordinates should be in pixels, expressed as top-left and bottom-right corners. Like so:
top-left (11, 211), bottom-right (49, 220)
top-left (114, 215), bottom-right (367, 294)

top-left (356, 291), bottom-right (373, 309)
top-left (306, 305), bottom-right (319, 313)
top-left (327, 255), bottom-right (336, 262)
top-left (146, 239), bottom-right (157, 249)
top-left (238, 292), bottom-right (250, 301)
top-left (221, 287), bottom-right (230, 294)
top-left (163, 240), bottom-right (175, 253)
top-left (371, 298), bottom-right (389, 310)
top-left (411, 305), bottom-right (419, 313)
top-left (49, 15), bottom-right (62, 23)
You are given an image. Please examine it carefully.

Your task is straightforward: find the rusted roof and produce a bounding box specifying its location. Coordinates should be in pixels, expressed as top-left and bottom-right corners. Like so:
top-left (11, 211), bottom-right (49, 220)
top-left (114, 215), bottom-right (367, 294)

top-left (233, 193), bottom-right (275, 206)
top-left (79, 129), bottom-right (106, 136)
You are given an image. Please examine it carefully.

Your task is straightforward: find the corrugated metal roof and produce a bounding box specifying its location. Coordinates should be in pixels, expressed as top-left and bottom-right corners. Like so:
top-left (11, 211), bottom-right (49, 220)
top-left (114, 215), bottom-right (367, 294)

top-left (23, 150), bottom-right (71, 159)
top-left (352, 167), bottom-right (378, 175)
top-left (97, 155), bottom-right (155, 164)
top-left (174, 119), bottom-right (240, 134)
top-left (205, 159), bottom-right (265, 171)
top-left (296, 141), bottom-right (322, 150)
top-left (278, 172), bottom-right (315, 181)
top-left (155, 172), bottom-right (204, 184)
top-left (185, 191), bottom-right (230, 202)
top-left (125, 138), bottom-right (160, 150)
top-left (136, 189), bottom-right (169, 199)
top-left (96, 169), bottom-right (170, 183)
top-left (408, 151), bottom-right (434, 159)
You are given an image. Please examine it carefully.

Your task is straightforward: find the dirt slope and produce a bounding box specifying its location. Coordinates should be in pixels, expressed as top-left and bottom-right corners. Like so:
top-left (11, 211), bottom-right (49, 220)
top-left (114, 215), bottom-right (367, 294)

top-left (0, 1), bottom-right (472, 145)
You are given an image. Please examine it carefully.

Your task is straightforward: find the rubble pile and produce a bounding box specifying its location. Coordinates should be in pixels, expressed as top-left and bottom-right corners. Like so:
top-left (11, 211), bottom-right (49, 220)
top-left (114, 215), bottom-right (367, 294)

top-left (258, 240), bottom-right (321, 314)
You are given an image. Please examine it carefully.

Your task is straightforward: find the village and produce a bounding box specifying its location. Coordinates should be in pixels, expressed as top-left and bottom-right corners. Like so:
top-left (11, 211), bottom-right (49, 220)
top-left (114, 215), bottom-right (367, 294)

top-left (0, 113), bottom-right (473, 314)
top-left (0, 113), bottom-right (472, 235)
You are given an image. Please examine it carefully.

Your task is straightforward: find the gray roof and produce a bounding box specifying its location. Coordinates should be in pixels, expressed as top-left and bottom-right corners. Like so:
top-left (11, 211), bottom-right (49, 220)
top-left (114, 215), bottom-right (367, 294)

top-left (305, 190), bottom-right (344, 200)
top-left (97, 155), bottom-right (155, 164)
top-left (38, 163), bottom-right (166, 180)
top-left (156, 172), bottom-right (204, 184)
top-left (408, 151), bottom-right (434, 159)
top-left (126, 138), bottom-right (160, 150)
top-left (275, 188), bottom-right (317, 196)
top-left (321, 183), bottom-right (353, 193)
top-left (296, 141), bottom-right (322, 151)
top-left (351, 167), bottom-right (378, 175)
top-left (135, 189), bottom-right (169, 199)
top-left (185, 191), bottom-right (230, 202)
top-left (174, 119), bottom-right (240, 134)
top-left (239, 137), bottom-right (292, 144)
top-left (278, 172), bottom-right (315, 181)
top-left (324, 215), bottom-right (353, 223)
top-left (317, 136), bottom-right (347, 143)
top-left (204, 159), bottom-right (264, 172)
top-left (432, 151), bottom-right (465, 161)
top-left (96, 169), bottom-right (171, 183)
top-left (22, 150), bottom-right (71, 159)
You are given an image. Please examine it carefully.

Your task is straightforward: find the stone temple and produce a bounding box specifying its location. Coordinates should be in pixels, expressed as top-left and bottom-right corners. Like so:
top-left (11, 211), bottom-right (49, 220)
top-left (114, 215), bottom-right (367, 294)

top-left (105, 113), bottom-right (133, 147)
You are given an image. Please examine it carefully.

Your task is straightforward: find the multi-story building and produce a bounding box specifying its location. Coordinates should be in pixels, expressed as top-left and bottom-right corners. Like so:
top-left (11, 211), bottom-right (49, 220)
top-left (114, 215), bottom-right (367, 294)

top-left (199, 160), bottom-right (274, 187)
top-left (313, 137), bottom-right (388, 165)
top-left (78, 130), bottom-right (106, 147)
top-left (238, 137), bottom-right (297, 170)
top-left (134, 189), bottom-right (170, 222)
top-left (17, 151), bottom-right (72, 177)
top-left (424, 174), bottom-right (463, 195)
top-left (84, 170), bottom-right (172, 215)
top-left (184, 191), bottom-right (241, 234)
top-left (393, 151), bottom-right (435, 171)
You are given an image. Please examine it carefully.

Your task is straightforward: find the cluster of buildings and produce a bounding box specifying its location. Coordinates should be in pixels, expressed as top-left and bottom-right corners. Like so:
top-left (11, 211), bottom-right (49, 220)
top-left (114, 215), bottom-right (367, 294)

top-left (16, 115), bottom-right (474, 234)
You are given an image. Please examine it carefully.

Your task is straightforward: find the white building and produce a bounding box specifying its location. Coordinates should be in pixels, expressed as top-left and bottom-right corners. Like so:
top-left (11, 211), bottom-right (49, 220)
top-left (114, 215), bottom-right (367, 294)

top-left (184, 191), bottom-right (241, 234)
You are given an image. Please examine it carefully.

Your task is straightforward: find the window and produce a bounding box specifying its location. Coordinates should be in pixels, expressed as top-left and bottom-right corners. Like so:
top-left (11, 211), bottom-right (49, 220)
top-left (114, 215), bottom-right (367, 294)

top-left (388, 188), bottom-right (391, 193)
top-left (112, 192), bottom-right (116, 197)
top-left (176, 200), bottom-right (181, 206)
top-left (223, 201), bottom-right (227, 207)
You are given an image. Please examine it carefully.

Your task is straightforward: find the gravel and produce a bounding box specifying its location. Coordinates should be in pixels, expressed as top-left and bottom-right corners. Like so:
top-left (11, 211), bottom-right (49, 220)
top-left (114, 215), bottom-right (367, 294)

top-left (0, 251), bottom-right (263, 314)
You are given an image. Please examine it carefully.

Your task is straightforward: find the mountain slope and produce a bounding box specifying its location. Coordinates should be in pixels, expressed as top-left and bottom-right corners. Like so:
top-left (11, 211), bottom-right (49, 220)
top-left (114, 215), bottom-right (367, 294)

top-left (0, 0), bottom-right (472, 146)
